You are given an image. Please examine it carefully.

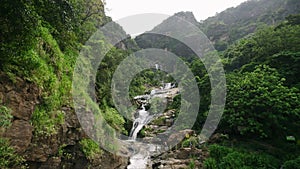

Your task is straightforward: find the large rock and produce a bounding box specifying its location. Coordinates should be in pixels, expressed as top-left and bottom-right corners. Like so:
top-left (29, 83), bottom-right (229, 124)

top-left (0, 73), bottom-right (40, 121)
top-left (4, 120), bottom-right (33, 153)
top-left (166, 129), bottom-right (195, 147)
top-left (151, 147), bottom-right (205, 169)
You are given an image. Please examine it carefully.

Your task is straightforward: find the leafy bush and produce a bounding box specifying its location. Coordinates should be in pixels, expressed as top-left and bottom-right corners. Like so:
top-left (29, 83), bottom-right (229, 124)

top-left (204, 144), bottom-right (280, 169)
top-left (188, 159), bottom-right (196, 169)
top-left (181, 136), bottom-right (199, 148)
top-left (204, 158), bottom-right (217, 169)
top-left (102, 107), bottom-right (126, 134)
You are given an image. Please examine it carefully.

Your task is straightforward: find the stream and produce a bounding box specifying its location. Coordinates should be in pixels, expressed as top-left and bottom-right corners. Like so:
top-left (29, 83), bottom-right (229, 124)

top-left (127, 83), bottom-right (176, 169)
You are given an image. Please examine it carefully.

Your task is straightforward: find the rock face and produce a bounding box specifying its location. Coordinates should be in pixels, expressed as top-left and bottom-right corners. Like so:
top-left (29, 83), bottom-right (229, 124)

top-left (136, 88), bottom-right (208, 168)
top-left (4, 120), bottom-right (33, 153)
top-left (150, 147), bottom-right (208, 169)
top-left (0, 73), bottom-right (40, 154)
top-left (0, 72), bottom-right (128, 169)
top-left (0, 73), bottom-right (41, 121)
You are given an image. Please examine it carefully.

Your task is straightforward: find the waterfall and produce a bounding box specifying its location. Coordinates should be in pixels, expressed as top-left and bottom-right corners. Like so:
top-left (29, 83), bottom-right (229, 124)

top-left (127, 84), bottom-right (177, 169)
top-left (127, 100), bottom-right (154, 169)
top-left (129, 104), bottom-right (153, 140)
top-left (127, 92), bottom-right (158, 169)
top-left (164, 83), bottom-right (172, 89)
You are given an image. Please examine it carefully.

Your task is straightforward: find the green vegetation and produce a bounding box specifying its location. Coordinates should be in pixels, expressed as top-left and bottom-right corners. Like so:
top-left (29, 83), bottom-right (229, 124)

top-left (181, 136), bottom-right (198, 148)
top-left (197, 13), bottom-right (300, 168)
top-left (0, 105), bottom-right (25, 168)
top-left (0, 0), bottom-right (111, 136)
top-left (0, 105), bottom-right (12, 128)
top-left (199, 0), bottom-right (300, 50)
top-left (204, 144), bottom-right (280, 169)
top-left (282, 156), bottom-right (300, 169)
top-left (196, 14), bottom-right (299, 167)
top-left (0, 138), bottom-right (26, 169)
top-left (188, 159), bottom-right (196, 169)
top-left (0, 0), bottom-right (114, 167)
top-left (223, 65), bottom-right (299, 138)
top-left (80, 139), bottom-right (103, 160)
top-left (58, 144), bottom-right (72, 160)
top-left (31, 108), bottom-right (65, 136)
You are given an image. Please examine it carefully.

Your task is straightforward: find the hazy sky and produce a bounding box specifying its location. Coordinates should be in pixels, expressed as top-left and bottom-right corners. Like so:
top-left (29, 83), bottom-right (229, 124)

top-left (105, 0), bottom-right (248, 21)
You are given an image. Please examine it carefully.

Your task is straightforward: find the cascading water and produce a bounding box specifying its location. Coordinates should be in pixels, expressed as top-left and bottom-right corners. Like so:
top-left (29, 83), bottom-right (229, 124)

top-left (127, 85), bottom-right (177, 169)
top-left (129, 104), bottom-right (153, 140)
top-left (127, 91), bottom-right (161, 169)
top-left (127, 98), bottom-right (153, 169)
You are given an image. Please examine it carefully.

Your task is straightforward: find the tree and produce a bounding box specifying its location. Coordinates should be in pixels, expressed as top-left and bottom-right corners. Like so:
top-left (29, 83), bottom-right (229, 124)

top-left (222, 65), bottom-right (300, 138)
top-left (0, 0), bottom-right (39, 66)
top-left (71, 0), bottom-right (109, 43)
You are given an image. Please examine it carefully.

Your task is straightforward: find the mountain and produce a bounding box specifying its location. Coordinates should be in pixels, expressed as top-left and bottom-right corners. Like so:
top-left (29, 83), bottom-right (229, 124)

top-left (135, 0), bottom-right (300, 53)
top-left (199, 0), bottom-right (300, 50)
top-left (134, 12), bottom-right (202, 61)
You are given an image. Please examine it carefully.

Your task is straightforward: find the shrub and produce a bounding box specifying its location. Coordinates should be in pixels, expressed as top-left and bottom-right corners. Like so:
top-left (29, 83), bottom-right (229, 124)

top-left (282, 156), bottom-right (300, 169)
top-left (204, 158), bottom-right (217, 169)
top-left (188, 159), bottom-right (195, 169)
top-left (204, 144), bottom-right (280, 169)
top-left (80, 139), bottom-right (102, 160)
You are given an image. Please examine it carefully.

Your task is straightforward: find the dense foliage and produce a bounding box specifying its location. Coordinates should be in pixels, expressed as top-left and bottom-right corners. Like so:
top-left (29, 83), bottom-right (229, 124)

top-left (223, 65), bottom-right (299, 138)
top-left (199, 13), bottom-right (300, 168)
top-left (204, 144), bottom-right (280, 169)
top-left (0, 0), bottom-right (112, 167)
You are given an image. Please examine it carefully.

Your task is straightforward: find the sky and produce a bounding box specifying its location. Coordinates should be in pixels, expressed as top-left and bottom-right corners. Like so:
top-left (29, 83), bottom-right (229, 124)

top-left (105, 0), bottom-right (248, 21)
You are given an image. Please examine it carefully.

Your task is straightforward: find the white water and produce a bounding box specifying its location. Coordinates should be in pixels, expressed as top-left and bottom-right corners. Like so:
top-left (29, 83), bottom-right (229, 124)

top-left (129, 105), bottom-right (153, 140)
top-left (127, 153), bottom-right (148, 169)
top-left (127, 84), bottom-right (176, 169)
top-left (164, 83), bottom-right (172, 89)
top-left (127, 96), bottom-right (154, 169)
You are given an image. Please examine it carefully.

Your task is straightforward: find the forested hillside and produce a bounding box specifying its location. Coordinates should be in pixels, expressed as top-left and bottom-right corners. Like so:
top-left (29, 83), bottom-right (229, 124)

top-left (0, 0), bottom-right (129, 168)
top-left (199, 0), bottom-right (300, 50)
top-left (133, 1), bottom-right (300, 168)
top-left (201, 14), bottom-right (300, 168)
top-left (136, 0), bottom-right (300, 53)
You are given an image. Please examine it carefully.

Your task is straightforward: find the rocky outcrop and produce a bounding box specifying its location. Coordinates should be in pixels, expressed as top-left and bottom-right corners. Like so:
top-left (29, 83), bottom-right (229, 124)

top-left (0, 73), bottom-right (40, 155)
top-left (0, 73), bottom-right (41, 121)
top-left (143, 109), bottom-right (176, 138)
top-left (4, 120), bottom-right (33, 153)
top-left (0, 72), bottom-right (128, 169)
top-left (150, 147), bottom-right (208, 169)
